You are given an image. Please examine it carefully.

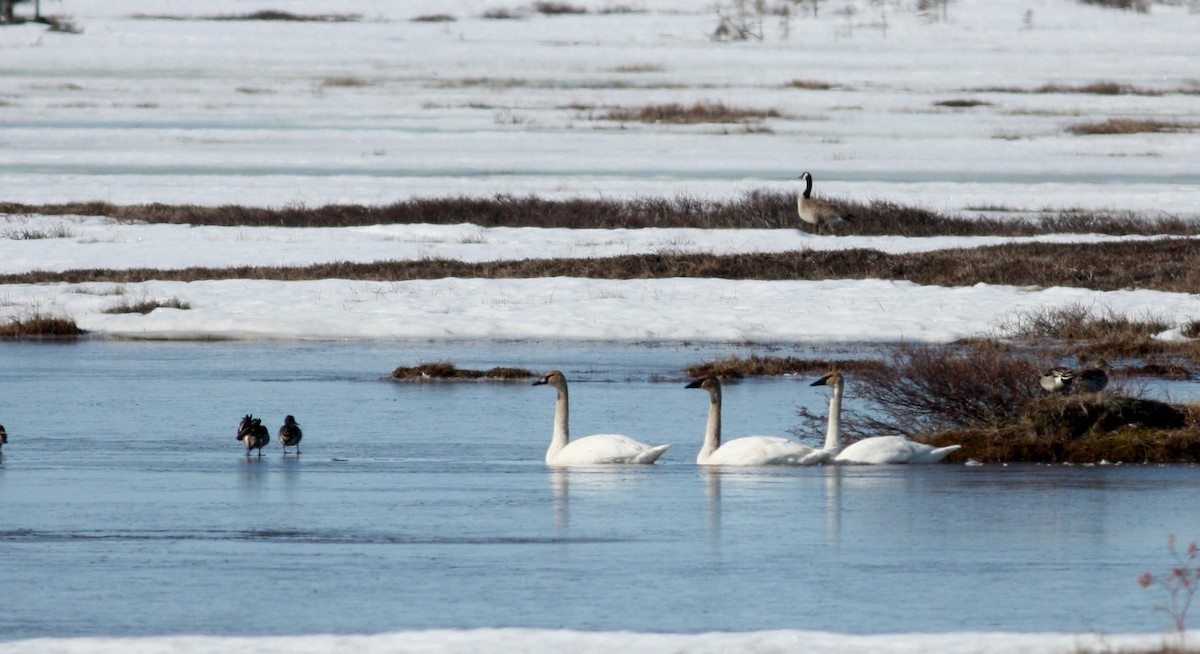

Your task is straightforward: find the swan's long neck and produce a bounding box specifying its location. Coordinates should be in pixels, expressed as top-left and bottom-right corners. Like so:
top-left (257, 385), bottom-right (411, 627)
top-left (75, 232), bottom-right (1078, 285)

top-left (822, 379), bottom-right (842, 452)
top-left (698, 389), bottom-right (722, 463)
top-left (547, 383), bottom-right (570, 460)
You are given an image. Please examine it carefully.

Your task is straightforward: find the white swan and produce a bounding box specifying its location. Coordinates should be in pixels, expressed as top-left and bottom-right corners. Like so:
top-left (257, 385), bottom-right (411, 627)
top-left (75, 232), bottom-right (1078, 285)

top-left (533, 370), bottom-right (671, 466)
top-left (809, 370), bottom-right (962, 465)
top-left (686, 376), bottom-right (815, 465)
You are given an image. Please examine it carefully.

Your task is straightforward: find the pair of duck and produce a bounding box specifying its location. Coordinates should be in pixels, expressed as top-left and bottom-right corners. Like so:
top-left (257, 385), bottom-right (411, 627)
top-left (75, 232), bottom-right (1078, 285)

top-left (237, 414), bottom-right (303, 456)
top-left (534, 370), bottom-right (961, 466)
top-left (1039, 359), bottom-right (1110, 394)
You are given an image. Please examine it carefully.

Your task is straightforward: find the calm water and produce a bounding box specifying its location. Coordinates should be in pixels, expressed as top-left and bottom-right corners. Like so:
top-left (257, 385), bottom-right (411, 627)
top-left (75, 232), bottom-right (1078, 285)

top-left (1, 340), bottom-right (1199, 640)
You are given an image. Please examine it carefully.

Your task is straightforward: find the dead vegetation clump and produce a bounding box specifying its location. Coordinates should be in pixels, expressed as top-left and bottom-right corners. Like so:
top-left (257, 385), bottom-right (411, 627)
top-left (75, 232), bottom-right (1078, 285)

top-left (684, 354), bottom-right (885, 379)
top-left (102, 297), bottom-right (191, 315)
top-left (532, 2), bottom-right (588, 14)
top-left (792, 343), bottom-right (1200, 463)
top-left (600, 101), bottom-right (783, 124)
top-left (924, 395), bottom-right (1200, 463)
top-left (0, 310), bottom-right (86, 339)
top-left (995, 303), bottom-right (1200, 361)
top-left (1067, 118), bottom-right (1196, 135)
top-left (410, 14), bottom-right (457, 22)
top-left (4, 194), bottom-right (1198, 238)
top-left (8, 238), bottom-right (1200, 295)
top-left (390, 362), bottom-right (535, 381)
top-left (934, 99), bottom-right (991, 108)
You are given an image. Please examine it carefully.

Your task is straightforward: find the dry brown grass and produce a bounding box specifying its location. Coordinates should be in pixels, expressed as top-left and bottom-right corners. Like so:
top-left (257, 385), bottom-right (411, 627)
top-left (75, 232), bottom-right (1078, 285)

top-left (934, 98), bottom-right (991, 108)
top-left (7, 238), bottom-right (1200, 295)
top-left (977, 80), bottom-right (1196, 96)
top-left (134, 11), bottom-right (361, 22)
top-left (788, 343), bottom-right (1200, 463)
top-left (102, 297), bottom-right (191, 315)
top-left (684, 354), bottom-right (885, 379)
top-left (0, 310), bottom-right (86, 339)
top-left (995, 303), bottom-right (1200, 362)
top-left (1068, 118), bottom-right (1197, 135)
top-left (3, 194), bottom-right (1196, 237)
top-left (532, 1), bottom-right (587, 14)
top-left (600, 102), bottom-right (782, 124)
top-left (390, 362), bottom-right (535, 381)
top-left (787, 80), bottom-right (837, 90)
top-left (924, 396), bottom-right (1200, 463)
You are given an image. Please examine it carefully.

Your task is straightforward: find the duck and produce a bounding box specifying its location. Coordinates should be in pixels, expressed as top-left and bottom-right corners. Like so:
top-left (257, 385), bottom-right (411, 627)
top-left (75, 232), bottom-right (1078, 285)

top-left (797, 172), bottom-right (852, 232)
top-left (533, 370), bottom-right (671, 465)
top-left (1039, 366), bottom-right (1076, 393)
top-left (685, 376), bottom-right (815, 465)
top-left (809, 370), bottom-right (962, 465)
top-left (1076, 359), bottom-right (1110, 393)
top-left (278, 415), bottom-right (303, 455)
top-left (236, 414), bottom-right (270, 457)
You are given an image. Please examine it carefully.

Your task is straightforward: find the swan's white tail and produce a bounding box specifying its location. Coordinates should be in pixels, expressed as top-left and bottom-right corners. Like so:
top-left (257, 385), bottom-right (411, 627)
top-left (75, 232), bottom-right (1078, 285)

top-left (634, 444), bottom-right (672, 464)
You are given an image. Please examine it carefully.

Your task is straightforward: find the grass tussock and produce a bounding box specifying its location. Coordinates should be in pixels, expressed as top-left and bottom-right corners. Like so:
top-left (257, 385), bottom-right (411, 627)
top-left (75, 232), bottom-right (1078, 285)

top-left (135, 11), bottom-right (360, 22)
top-left (0, 310), bottom-right (86, 339)
top-left (978, 81), bottom-right (1196, 96)
top-left (795, 343), bottom-right (1200, 463)
top-left (532, 2), bottom-right (588, 14)
top-left (2, 224), bottom-right (75, 240)
top-left (924, 396), bottom-right (1200, 463)
top-left (8, 238), bottom-right (1200, 295)
top-left (102, 297), bottom-right (191, 315)
top-left (4, 193), bottom-right (1198, 238)
top-left (934, 98), bottom-right (991, 108)
top-left (601, 102), bottom-right (782, 124)
top-left (787, 80), bottom-right (837, 90)
top-left (1068, 118), bottom-right (1196, 135)
top-left (996, 303), bottom-right (1200, 360)
top-left (684, 354), bottom-right (885, 380)
top-left (320, 76), bottom-right (371, 88)
top-left (390, 362), bottom-right (535, 381)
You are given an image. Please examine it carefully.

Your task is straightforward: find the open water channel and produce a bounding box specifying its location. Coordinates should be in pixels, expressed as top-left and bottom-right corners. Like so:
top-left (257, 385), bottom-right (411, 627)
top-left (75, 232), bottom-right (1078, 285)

top-left (1, 340), bottom-right (1198, 640)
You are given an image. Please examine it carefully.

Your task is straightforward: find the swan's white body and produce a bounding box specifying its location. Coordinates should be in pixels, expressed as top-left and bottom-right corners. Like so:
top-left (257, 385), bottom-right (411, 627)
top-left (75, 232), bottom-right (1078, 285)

top-left (535, 371), bottom-right (670, 466)
top-left (808, 371), bottom-right (962, 465)
top-left (686, 377), bottom-right (814, 465)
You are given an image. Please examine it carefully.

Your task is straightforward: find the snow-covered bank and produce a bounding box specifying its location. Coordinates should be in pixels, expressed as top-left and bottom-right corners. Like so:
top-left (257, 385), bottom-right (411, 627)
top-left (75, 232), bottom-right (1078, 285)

top-left (2, 628), bottom-right (1190, 654)
top-left (1, 0), bottom-right (1197, 212)
top-left (5, 277), bottom-right (1198, 342)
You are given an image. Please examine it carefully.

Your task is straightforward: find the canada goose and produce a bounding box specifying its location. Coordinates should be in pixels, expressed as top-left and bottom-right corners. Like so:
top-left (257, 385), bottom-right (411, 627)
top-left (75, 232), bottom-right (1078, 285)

top-left (1077, 359), bottom-right (1110, 393)
top-left (0, 424), bottom-right (7, 450)
top-left (1039, 367), bottom-right (1075, 393)
top-left (236, 414), bottom-right (270, 457)
top-left (685, 376), bottom-right (815, 465)
top-left (278, 415), bottom-right (303, 455)
top-left (533, 370), bottom-right (671, 465)
top-left (810, 371), bottom-right (961, 464)
top-left (797, 172), bottom-right (851, 232)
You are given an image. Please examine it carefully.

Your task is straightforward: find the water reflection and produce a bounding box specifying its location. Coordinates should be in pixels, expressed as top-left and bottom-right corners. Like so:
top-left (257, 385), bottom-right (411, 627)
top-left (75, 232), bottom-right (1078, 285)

top-left (551, 468), bottom-right (568, 536)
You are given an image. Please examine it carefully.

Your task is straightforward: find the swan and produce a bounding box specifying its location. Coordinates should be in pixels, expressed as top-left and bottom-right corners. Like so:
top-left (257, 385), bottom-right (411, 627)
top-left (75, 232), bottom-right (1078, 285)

top-left (533, 370), bottom-right (671, 465)
top-left (685, 376), bottom-right (815, 465)
top-left (278, 415), bottom-right (303, 455)
top-left (236, 414), bottom-right (270, 457)
top-left (797, 172), bottom-right (852, 232)
top-left (809, 370), bottom-right (962, 465)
